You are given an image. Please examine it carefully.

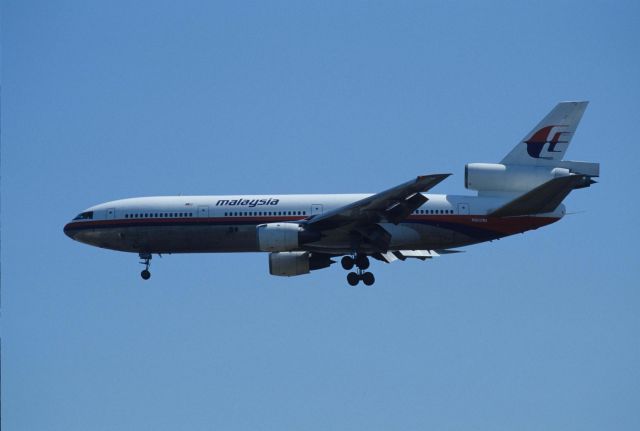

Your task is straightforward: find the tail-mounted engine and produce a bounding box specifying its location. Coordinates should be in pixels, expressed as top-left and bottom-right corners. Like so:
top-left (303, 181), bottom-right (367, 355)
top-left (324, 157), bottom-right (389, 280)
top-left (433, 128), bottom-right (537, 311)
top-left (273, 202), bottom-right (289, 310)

top-left (465, 161), bottom-right (599, 194)
top-left (465, 163), bottom-right (569, 193)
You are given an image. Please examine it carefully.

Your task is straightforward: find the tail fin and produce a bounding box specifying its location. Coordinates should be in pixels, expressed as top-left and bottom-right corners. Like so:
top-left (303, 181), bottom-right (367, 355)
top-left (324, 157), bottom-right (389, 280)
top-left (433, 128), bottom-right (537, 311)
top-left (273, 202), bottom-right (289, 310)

top-left (501, 101), bottom-right (589, 166)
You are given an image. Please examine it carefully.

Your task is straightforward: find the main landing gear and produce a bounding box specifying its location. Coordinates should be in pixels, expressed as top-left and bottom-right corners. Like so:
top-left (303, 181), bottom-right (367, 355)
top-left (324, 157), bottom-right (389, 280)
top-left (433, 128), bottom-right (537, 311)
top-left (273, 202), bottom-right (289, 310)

top-left (139, 253), bottom-right (152, 280)
top-left (341, 254), bottom-right (375, 286)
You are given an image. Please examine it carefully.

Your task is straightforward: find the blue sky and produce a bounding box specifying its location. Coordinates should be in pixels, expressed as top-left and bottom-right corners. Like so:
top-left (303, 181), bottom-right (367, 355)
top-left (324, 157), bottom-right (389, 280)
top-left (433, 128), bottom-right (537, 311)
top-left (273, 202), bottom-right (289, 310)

top-left (3, 1), bottom-right (639, 429)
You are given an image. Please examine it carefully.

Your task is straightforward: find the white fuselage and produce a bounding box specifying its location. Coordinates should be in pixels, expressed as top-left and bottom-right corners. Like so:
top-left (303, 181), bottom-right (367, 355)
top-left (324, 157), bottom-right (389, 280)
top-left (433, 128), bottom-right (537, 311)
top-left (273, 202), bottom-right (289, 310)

top-left (64, 192), bottom-right (564, 255)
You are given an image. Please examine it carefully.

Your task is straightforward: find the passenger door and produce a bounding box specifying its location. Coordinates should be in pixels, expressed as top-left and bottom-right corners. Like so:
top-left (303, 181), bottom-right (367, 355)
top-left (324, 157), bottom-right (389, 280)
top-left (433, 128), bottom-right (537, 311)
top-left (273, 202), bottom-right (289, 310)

top-left (311, 204), bottom-right (323, 216)
top-left (457, 203), bottom-right (470, 215)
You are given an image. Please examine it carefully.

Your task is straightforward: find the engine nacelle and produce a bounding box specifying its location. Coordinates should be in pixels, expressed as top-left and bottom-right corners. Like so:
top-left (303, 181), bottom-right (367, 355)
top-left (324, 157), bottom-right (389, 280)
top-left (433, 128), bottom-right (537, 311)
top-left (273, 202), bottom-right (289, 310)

top-left (268, 251), bottom-right (334, 277)
top-left (257, 223), bottom-right (321, 252)
top-left (465, 163), bottom-right (570, 193)
top-left (257, 223), bottom-right (301, 252)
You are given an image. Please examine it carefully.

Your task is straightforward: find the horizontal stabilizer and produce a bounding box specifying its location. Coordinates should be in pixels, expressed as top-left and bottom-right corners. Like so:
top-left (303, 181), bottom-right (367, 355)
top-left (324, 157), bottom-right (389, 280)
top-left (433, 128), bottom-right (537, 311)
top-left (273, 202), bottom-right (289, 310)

top-left (489, 174), bottom-right (592, 217)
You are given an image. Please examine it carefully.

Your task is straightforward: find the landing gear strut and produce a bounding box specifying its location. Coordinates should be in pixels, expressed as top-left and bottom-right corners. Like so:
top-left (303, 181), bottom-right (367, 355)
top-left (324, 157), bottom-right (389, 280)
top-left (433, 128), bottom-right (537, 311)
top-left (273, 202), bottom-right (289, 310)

top-left (344, 254), bottom-right (375, 286)
top-left (139, 253), bottom-right (152, 280)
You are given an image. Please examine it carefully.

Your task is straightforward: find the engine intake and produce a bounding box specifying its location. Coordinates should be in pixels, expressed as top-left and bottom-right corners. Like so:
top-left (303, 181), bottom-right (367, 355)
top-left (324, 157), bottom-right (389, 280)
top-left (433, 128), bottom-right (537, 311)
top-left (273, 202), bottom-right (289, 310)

top-left (269, 251), bottom-right (334, 276)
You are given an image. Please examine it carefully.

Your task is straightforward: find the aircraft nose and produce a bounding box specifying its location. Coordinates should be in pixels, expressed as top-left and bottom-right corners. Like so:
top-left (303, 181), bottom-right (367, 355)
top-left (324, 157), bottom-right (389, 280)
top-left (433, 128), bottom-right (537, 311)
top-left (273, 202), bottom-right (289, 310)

top-left (63, 222), bottom-right (75, 239)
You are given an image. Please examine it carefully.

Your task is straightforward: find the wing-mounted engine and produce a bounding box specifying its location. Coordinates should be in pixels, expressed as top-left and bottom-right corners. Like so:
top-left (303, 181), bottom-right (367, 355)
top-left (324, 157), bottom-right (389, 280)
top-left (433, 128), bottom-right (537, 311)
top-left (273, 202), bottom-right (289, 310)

top-left (269, 251), bottom-right (334, 276)
top-left (257, 222), bottom-right (321, 252)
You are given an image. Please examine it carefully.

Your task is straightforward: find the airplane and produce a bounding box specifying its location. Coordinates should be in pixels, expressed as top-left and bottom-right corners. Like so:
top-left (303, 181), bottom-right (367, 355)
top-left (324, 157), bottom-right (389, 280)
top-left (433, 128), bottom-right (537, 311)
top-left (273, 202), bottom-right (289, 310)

top-left (64, 101), bottom-right (599, 286)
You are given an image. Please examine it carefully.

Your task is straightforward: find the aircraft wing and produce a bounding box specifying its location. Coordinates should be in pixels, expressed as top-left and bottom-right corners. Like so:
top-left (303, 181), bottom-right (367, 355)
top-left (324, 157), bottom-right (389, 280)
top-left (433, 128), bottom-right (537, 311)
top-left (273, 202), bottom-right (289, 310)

top-left (305, 174), bottom-right (451, 231)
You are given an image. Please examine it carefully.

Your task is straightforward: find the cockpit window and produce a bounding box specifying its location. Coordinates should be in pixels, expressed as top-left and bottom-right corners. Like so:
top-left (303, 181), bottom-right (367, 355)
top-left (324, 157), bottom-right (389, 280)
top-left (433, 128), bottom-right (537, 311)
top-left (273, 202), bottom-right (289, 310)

top-left (73, 211), bottom-right (94, 220)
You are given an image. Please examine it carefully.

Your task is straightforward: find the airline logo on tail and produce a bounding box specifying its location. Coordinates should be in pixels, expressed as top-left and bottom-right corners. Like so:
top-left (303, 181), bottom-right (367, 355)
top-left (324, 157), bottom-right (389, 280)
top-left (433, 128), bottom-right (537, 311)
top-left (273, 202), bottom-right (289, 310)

top-left (525, 125), bottom-right (572, 159)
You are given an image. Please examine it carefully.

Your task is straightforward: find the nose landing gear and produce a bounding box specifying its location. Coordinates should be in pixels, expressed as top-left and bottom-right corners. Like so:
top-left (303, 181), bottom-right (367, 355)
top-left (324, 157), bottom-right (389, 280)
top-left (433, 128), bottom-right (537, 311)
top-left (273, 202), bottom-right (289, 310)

top-left (139, 253), bottom-right (152, 280)
top-left (343, 254), bottom-right (375, 286)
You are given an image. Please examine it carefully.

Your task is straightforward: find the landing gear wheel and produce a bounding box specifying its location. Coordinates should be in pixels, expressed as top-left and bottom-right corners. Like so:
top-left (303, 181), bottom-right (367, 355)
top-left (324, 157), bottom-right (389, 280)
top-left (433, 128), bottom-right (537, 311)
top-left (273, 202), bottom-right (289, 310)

top-left (362, 272), bottom-right (375, 286)
top-left (139, 253), bottom-right (152, 280)
top-left (355, 254), bottom-right (370, 270)
top-left (347, 272), bottom-right (360, 286)
top-left (341, 256), bottom-right (355, 270)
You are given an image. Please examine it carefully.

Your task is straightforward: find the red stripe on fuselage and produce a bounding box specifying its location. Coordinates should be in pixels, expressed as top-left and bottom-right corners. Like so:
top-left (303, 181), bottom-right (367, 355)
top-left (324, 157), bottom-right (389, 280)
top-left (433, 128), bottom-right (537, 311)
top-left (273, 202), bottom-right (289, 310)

top-left (65, 214), bottom-right (559, 237)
